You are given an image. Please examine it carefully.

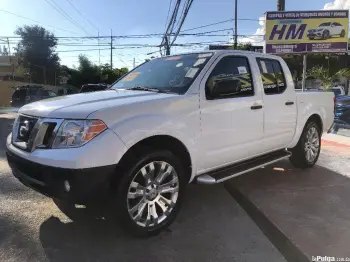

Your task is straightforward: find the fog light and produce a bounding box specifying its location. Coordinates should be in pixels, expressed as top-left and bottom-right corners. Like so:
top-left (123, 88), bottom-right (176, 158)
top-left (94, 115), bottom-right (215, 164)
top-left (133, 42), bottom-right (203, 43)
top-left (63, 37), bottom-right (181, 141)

top-left (64, 180), bottom-right (71, 192)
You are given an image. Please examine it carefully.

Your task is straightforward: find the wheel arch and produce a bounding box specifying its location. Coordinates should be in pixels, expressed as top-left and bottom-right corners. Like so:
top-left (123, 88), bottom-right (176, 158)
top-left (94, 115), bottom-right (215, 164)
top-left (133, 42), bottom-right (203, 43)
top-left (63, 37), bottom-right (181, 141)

top-left (117, 135), bottom-right (193, 183)
top-left (288, 113), bottom-right (324, 148)
top-left (307, 114), bottom-right (323, 133)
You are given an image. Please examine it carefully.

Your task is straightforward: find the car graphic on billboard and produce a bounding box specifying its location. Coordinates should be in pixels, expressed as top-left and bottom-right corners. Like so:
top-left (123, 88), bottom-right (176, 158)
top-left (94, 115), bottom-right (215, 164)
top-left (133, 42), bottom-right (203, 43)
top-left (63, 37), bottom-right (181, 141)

top-left (307, 22), bottom-right (346, 40)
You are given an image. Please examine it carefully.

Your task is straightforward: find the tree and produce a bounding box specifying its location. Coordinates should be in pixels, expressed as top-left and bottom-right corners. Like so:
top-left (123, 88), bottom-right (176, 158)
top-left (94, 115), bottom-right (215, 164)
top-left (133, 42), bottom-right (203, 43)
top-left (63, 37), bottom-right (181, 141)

top-left (307, 66), bottom-right (350, 90)
top-left (64, 55), bottom-right (129, 87)
top-left (15, 25), bottom-right (60, 84)
top-left (229, 42), bottom-right (254, 51)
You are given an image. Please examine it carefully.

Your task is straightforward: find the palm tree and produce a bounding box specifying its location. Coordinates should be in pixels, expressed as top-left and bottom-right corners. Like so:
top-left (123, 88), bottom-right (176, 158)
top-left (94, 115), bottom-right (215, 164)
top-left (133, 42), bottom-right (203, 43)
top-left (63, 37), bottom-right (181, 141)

top-left (307, 66), bottom-right (350, 90)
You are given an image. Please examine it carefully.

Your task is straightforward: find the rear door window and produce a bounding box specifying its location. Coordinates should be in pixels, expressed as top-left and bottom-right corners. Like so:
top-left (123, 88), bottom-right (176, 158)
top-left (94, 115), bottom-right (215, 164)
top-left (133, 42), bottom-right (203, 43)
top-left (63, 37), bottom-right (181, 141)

top-left (256, 58), bottom-right (287, 95)
top-left (12, 89), bottom-right (26, 99)
top-left (48, 91), bottom-right (57, 97)
top-left (28, 88), bottom-right (39, 96)
top-left (38, 90), bottom-right (49, 96)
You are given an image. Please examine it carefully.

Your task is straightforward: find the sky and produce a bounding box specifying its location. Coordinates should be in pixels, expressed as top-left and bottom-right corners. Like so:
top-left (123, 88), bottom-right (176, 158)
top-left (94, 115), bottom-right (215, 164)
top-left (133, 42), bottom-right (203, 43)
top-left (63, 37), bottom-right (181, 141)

top-left (0, 0), bottom-right (349, 69)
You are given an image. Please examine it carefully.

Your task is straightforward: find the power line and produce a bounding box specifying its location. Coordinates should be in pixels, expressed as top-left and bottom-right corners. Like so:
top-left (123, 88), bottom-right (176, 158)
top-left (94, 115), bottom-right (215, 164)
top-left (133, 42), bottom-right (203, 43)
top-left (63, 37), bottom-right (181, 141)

top-left (180, 18), bottom-right (262, 32)
top-left (170, 0), bottom-right (194, 46)
top-left (181, 19), bottom-right (233, 32)
top-left (56, 47), bottom-right (111, 52)
top-left (43, 0), bottom-right (91, 35)
top-left (65, 0), bottom-right (100, 32)
top-left (0, 8), bottom-right (78, 34)
top-left (164, 0), bottom-right (174, 32)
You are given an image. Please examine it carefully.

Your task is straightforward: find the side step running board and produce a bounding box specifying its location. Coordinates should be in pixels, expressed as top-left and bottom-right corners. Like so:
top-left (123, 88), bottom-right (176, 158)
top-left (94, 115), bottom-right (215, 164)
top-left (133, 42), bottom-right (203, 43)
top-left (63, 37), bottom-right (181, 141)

top-left (196, 149), bottom-right (291, 185)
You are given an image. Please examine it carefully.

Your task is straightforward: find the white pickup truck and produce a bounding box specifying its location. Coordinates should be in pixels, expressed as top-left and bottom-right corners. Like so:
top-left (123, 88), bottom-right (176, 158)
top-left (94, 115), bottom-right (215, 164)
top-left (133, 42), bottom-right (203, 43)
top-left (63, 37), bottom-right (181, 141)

top-left (6, 50), bottom-right (334, 236)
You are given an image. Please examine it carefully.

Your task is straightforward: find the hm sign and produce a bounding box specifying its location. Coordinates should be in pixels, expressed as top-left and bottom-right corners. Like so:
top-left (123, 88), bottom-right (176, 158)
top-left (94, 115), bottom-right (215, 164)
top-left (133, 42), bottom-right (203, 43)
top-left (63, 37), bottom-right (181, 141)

top-left (269, 24), bottom-right (306, 40)
top-left (265, 10), bottom-right (349, 54)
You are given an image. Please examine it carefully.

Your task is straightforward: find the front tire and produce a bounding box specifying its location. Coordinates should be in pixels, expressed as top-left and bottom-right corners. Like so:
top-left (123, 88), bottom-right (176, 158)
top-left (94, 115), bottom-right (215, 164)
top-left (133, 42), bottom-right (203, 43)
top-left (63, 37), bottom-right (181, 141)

top-left (116, 149), bottom-right (187, 236)
top-left (340, 30), bottom-right (345, 37)
top-left (289, 121), bottom-right (321, 168)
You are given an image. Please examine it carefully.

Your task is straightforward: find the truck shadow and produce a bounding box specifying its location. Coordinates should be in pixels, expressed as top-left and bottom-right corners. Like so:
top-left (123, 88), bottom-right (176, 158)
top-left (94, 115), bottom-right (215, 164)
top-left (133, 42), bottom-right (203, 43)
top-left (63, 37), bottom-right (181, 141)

top-left (38, 184), bottom-right (285, 262)
top-left (226, 160), bottom-right (350, 259)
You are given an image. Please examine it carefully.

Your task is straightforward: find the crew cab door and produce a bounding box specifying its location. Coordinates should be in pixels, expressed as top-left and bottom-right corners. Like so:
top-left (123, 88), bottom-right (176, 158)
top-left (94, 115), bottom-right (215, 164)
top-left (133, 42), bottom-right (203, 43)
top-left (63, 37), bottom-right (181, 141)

top-left (256, 58), bottom-right (297, 151)
top-left (198, 54), bottom-right (264, 172)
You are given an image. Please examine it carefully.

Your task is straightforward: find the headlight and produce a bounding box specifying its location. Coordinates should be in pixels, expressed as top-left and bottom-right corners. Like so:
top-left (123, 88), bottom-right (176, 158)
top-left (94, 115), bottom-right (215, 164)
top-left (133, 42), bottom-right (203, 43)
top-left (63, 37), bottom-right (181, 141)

top-left (52, 119), bottom-right (107, 148)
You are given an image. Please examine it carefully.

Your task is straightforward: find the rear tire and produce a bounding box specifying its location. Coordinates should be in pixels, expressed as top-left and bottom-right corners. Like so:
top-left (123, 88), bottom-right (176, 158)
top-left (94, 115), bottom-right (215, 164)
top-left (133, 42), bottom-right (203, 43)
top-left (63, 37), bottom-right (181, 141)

top-left (289, 121), bottom-right (321, 168)
top-left (115, 149), bottom-right (187, 237)
top-left (308, 36), bottom-right (315, 40)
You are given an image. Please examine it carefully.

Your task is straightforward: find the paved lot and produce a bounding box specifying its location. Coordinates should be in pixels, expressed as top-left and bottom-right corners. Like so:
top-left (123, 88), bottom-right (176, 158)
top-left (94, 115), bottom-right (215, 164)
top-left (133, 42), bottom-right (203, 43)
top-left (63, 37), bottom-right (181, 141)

top-left (0, 114), bottom-right (349, 261)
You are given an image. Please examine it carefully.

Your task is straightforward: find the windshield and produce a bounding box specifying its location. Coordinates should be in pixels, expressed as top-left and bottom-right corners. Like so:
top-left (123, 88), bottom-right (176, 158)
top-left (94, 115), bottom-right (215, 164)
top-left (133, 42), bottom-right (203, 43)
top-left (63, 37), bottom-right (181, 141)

top-left (111, 53), bottom-right (213, 94)
top-left (319, 22), bottom-right (331, 26)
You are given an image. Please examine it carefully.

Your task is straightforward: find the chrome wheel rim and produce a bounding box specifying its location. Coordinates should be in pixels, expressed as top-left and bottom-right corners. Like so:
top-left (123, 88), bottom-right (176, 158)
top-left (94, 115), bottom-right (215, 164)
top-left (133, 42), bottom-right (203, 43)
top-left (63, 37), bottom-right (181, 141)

top-left (304, 127), bottom-right (320, 163)
top-left (127, 161), bottom-right (179, 228)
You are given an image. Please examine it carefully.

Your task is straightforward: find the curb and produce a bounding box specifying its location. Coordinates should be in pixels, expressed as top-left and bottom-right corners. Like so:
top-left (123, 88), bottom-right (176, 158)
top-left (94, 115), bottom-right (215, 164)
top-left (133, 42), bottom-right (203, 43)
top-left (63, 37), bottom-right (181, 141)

top-left (322, 133), bottom-right (350, 146)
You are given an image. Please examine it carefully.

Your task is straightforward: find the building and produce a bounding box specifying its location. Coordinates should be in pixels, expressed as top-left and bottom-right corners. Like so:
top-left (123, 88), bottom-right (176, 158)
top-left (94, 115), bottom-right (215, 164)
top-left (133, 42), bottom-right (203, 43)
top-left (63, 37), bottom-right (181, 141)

top-left (0, 56), bottom-right (14, 78)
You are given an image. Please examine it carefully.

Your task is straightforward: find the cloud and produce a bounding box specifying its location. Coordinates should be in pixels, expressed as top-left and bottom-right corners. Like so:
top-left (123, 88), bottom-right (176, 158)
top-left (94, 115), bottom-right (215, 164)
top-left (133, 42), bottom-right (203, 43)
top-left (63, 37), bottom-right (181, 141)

top-left (237, 16), bottom-right (265, 45)
top-left (323, 0), bottom-right (350, 10)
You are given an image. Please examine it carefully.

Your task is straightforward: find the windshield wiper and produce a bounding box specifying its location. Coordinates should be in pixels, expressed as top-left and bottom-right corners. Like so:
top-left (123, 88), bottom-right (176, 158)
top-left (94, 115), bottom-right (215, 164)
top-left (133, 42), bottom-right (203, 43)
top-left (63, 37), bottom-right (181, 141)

top-left (125, 86), bottom-right (178, 94)
top-left (126, 86), bottom-right (160, 92)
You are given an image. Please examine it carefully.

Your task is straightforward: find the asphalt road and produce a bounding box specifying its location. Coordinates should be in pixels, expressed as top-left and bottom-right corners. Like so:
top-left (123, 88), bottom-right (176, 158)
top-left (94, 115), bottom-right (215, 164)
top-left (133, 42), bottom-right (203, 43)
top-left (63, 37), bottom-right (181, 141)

top-left (1, 114), bottom-right (349, 262)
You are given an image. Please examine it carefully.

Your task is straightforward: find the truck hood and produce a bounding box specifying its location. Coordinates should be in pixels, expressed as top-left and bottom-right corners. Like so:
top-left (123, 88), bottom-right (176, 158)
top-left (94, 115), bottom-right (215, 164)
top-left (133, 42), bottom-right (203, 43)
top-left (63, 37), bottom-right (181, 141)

top-left (19, 89), bottom-right (177, 119)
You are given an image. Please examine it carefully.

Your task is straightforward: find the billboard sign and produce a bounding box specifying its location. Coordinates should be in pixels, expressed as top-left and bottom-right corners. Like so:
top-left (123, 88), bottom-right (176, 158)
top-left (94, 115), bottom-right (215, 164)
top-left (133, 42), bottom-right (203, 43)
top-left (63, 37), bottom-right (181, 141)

top-left (265, 10), bottom-right (349, 54)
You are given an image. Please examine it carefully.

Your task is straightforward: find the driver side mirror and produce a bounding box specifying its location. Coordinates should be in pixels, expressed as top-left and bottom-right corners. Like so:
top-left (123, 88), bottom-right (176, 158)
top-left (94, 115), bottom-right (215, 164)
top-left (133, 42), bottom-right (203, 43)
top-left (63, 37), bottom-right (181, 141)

top-left (206, 79), bottom-right (241, 99)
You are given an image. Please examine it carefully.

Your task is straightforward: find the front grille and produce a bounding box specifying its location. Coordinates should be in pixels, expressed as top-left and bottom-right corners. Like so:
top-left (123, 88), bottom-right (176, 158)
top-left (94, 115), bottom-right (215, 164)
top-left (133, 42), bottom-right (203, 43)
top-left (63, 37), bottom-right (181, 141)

top-left (15, 115), bottom-right (38, 143)
top-left (12, 115), bottom-right (63, 152)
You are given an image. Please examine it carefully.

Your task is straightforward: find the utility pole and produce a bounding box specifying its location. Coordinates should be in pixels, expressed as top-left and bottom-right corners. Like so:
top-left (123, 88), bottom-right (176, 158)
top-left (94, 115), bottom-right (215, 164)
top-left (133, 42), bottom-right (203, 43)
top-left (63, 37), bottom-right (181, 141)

top-left (110, 29), bottom-right (113, 70)
top-left (6, 38), bottom-right (11, 56)
top-left (98, 31), bottom-right (101, 66)
top-left (277, 0), bottom-right (285, 11)
top-left (133, 58), bottom-right (136, 68)
top-left (7, 38), bottom-right (14, 80)
top-left (165, 36), bottom-right (170, 55)
top-left (234, 0), bottom-right (238, 49)
top-left (43, 67), bottom-right (46, 85)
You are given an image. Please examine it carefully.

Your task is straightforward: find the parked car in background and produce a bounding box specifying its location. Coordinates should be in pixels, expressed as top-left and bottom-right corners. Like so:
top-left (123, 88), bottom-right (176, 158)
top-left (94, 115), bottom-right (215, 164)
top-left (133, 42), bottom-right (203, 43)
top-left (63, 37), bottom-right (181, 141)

top-left (307, 22), bottom-right (346, 40)
top-left (80, 83), bottom-right (109, 93)
top-left (331, 86), bottom-right (345, 96)
top-left (334, 95), bottom-right (350, 128)
top-left (10, 85), bottom-right (57, 107)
